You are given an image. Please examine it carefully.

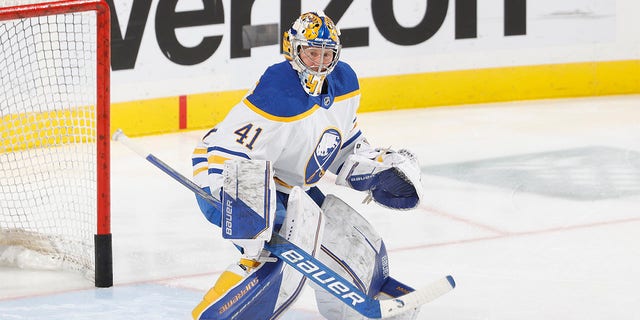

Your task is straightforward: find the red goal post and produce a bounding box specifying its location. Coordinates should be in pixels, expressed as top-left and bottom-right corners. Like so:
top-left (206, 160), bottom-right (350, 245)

top-left (0, 0), bottom-right (111, 287)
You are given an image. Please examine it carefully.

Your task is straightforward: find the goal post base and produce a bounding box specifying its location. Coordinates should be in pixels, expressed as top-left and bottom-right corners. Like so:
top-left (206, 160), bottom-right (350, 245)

top-left (94, 233), bottom-right (113, 288)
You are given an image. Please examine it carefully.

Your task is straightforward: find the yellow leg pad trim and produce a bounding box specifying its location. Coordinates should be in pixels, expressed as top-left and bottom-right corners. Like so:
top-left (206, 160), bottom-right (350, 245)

top-left (192, 271), bottom-right (244, 319)
top-left (239, 259), bottom-right (261, 269)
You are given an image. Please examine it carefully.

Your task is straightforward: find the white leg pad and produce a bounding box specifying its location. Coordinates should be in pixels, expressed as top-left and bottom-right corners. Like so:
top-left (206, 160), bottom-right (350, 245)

top-left (267, 186), bottom-right (325, 315)
top-left (280, 186), bottom-right (325, 253)
top-left (222, 159), bottom-right (276, 259)
top-left (313, 194), bottom-right (420, 320)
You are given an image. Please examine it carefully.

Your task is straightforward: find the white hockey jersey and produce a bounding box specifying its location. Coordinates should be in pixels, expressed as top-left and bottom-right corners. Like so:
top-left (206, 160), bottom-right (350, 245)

top-left (193, 60), bottom-right (364, 197)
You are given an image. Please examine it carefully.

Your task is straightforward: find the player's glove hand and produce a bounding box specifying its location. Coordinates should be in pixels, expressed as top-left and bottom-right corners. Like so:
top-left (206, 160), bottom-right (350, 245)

top-left (337, 144), bottom-right (424, 210)
top-left (364, 149), bottom-right (422, 209)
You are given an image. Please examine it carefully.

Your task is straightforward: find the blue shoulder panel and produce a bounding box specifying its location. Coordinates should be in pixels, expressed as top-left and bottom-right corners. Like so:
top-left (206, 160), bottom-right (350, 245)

top-left (330, 61), bottom-right (360, 96)
top-left (245, 61), bottom-right (312, 118)
top-left (245, 61), bottom-right (360, 119)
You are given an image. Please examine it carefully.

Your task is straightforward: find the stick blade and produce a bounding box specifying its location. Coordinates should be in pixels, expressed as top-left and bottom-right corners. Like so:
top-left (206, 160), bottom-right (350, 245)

top-left (379, 275), bottom-right (455, 318)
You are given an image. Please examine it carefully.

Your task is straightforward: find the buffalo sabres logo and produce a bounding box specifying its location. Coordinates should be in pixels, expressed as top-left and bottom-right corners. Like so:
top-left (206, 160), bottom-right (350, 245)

top-left (305, 128), bottom-right (342, 184)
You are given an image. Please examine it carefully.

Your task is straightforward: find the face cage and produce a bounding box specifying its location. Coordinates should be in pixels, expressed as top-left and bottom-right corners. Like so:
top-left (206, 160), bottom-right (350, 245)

top-left (292, 39), bottom-right (341, 77)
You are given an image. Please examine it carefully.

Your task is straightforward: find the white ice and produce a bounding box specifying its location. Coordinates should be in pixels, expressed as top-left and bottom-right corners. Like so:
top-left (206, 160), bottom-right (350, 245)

top-left (1, 95), bottom-right (640, 319)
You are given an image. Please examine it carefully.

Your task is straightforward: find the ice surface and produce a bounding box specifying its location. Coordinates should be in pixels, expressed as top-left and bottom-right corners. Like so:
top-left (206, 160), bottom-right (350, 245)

top-left (1, 95), bottom-right (639, 319)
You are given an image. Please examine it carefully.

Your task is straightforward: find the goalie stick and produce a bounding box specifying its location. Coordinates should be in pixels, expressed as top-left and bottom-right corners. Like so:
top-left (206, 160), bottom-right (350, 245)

top-left (112, 129), bottom-right (455, 319)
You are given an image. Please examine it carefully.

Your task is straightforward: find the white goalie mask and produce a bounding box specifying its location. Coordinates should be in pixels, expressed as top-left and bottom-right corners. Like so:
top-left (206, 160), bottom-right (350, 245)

top-left (283, 11), bottom-right (341, 96)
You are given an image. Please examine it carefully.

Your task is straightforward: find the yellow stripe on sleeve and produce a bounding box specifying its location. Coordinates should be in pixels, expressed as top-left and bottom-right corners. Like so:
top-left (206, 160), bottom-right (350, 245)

top-left (208, 155), bottom-right (230, 164)
top-left (193, 166), bottom-right (209, 176)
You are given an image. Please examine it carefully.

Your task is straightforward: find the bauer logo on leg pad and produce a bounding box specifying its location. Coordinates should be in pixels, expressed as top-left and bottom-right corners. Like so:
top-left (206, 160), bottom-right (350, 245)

top-left (224, 199), bottom-right (233, 236)
top-left (281, 249), bottom-right (365, 306)
top-left (222, 192), bottom-right (270, 239)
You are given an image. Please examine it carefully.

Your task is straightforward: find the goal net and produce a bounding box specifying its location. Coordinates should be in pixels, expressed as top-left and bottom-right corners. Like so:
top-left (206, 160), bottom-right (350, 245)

top-left (0, 0), bottom-right (111, 287)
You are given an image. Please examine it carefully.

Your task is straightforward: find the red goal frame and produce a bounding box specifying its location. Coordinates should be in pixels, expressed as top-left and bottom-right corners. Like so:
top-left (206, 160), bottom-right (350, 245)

top-left (0, 0), bottom-right (112, 287)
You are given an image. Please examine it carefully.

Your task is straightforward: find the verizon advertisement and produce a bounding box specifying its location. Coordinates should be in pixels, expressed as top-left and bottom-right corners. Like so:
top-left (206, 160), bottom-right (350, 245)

top-left (107, 0), bottom-right (632, 103)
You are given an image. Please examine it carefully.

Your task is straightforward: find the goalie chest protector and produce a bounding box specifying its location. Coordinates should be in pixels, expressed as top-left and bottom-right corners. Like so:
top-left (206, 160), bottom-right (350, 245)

top-left (202, 60), bottom-right (361, 193)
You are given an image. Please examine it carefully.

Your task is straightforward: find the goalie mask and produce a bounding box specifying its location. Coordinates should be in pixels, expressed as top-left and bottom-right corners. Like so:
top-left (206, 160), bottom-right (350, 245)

top-left (283, 11), bottom-right (341, 96)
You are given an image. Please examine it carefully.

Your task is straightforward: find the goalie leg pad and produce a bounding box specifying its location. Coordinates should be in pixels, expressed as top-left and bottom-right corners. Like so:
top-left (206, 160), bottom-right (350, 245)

top-left (280, 186), bottom-right (325, 254)
top-left (222, 159), bottom-right (276, 259)
top-left (276, 186), bottom-right (326, 314)
top-left (193, 187), bottom-right (325, 320)
top-left (192, 259), bottom-right (290, 320)
top-left (312, 194), bottom-right (420, 320)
